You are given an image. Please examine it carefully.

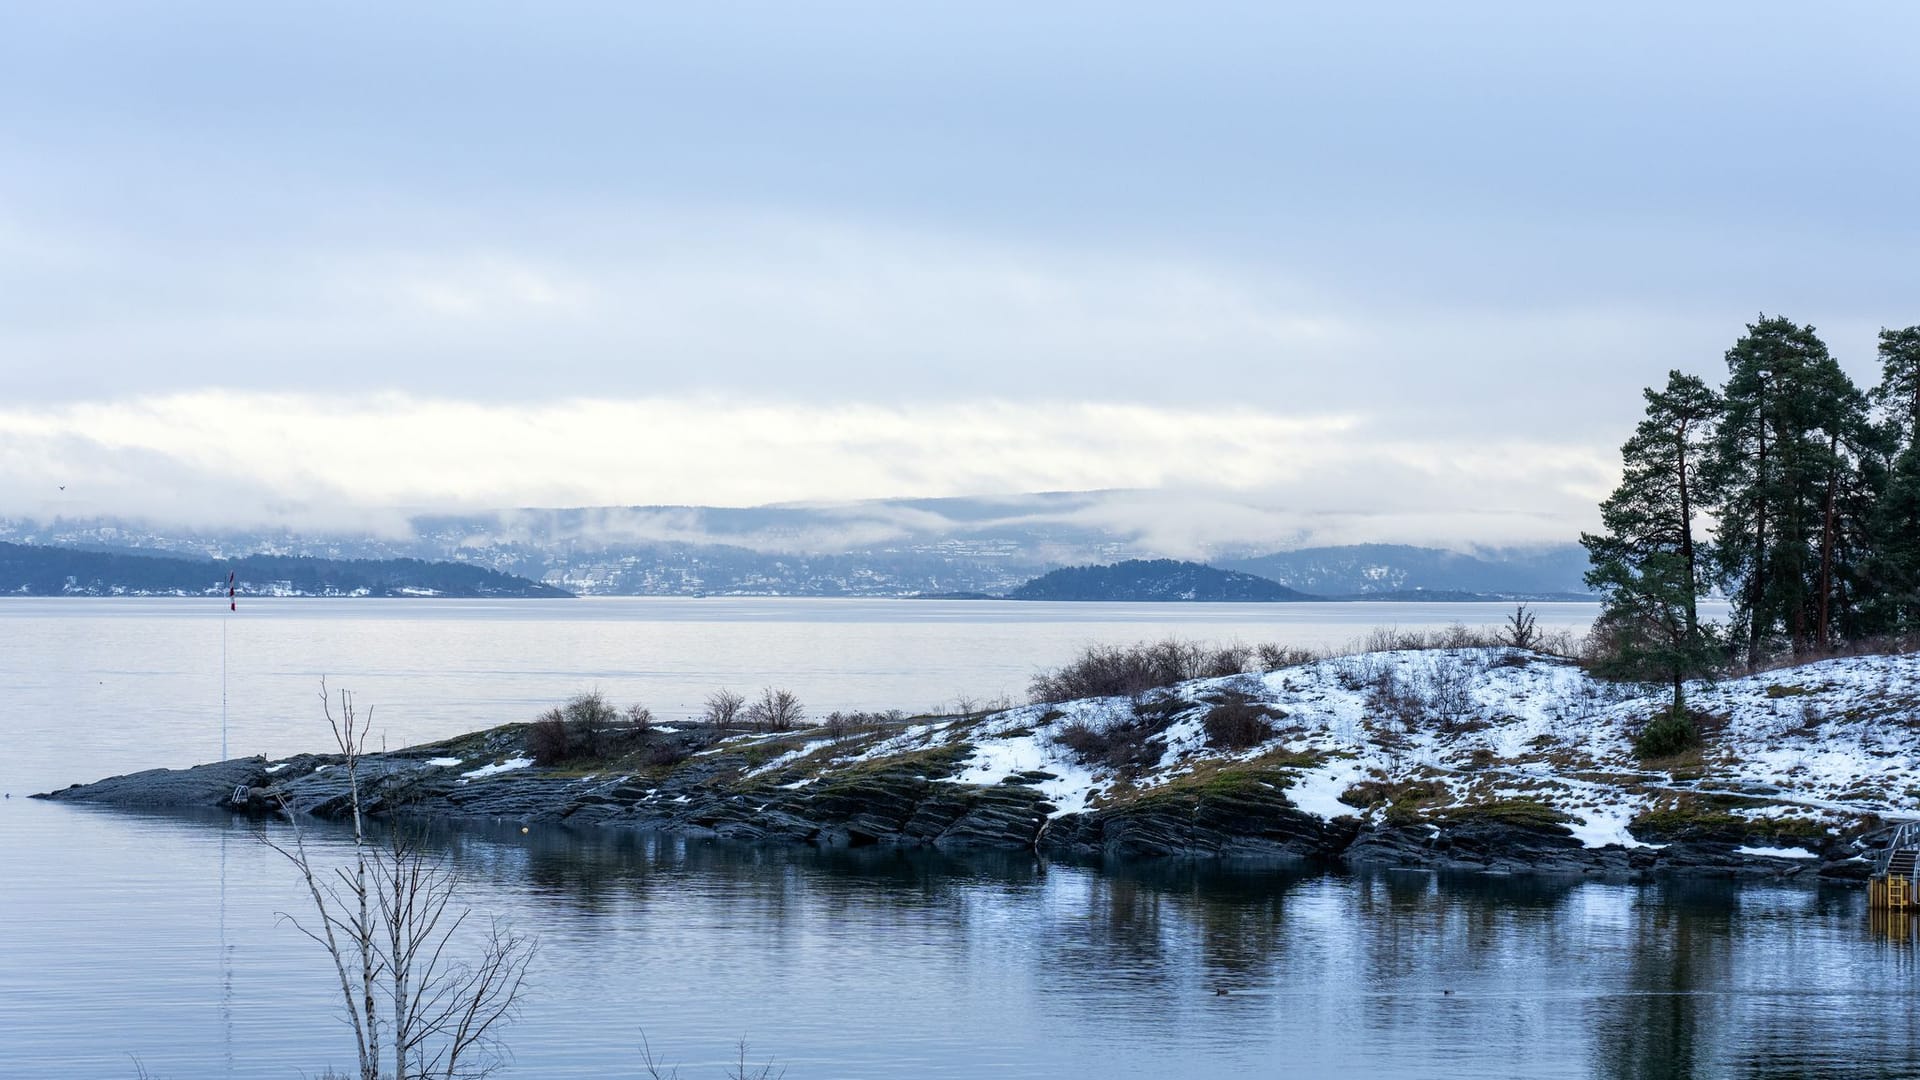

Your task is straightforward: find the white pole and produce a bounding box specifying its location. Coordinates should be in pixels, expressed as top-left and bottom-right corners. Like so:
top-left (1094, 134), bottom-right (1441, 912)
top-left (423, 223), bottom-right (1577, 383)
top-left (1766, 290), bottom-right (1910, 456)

top-left (222, 610), bottom-right (229, 761)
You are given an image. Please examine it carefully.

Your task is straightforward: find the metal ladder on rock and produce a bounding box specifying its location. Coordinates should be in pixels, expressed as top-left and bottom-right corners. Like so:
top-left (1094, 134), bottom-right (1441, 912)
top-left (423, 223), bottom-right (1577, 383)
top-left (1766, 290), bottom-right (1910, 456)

top-left (1873, 823), bottom-right (1920, 910)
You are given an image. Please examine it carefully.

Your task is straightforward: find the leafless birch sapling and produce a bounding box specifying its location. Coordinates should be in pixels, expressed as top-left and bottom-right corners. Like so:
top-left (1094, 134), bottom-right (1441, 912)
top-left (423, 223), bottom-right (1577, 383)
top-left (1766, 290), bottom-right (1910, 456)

top-left (265, 683), bottom-right (534, 1080)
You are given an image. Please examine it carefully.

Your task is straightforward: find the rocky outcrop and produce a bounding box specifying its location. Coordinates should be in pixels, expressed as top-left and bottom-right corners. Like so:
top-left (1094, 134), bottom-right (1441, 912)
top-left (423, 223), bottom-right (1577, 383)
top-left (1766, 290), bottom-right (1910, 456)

top-left (32, 725), bottom-right (1880, 881)
top-left (1039, 776), bottom-right (1354, 860)
top-left (37, 755), bottom-right (276, 808)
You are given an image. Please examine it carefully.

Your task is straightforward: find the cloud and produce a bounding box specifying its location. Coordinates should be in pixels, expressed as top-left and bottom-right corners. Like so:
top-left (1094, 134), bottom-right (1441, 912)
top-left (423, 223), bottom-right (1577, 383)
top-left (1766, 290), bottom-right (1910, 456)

top-left (0, 391), bottom-right (1612, 549)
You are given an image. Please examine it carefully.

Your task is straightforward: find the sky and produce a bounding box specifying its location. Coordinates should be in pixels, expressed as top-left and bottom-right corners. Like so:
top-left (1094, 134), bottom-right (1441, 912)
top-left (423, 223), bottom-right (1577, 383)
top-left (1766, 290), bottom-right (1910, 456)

top-left (1, 2), bottom-right (1915, 549)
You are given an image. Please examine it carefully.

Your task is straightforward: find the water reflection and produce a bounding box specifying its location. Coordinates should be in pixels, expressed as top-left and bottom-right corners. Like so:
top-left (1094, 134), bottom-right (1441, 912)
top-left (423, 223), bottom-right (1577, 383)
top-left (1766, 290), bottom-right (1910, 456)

top-left (10, 802), bottom-right (1920, 1079)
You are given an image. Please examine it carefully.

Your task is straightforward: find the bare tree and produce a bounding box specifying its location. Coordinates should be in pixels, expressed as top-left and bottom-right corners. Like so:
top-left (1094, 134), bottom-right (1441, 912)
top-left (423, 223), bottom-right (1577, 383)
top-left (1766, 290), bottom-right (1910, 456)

top-left (744, 688), bottom-right (804, 732)
top-left (266, 683), bottom-right (535, 1080)
top-left (702, 688), bottom-right (746, 728)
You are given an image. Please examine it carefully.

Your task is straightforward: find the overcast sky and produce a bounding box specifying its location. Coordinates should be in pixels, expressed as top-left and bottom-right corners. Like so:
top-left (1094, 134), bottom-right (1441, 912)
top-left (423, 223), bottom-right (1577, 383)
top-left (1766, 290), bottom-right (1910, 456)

top-left (2, 2), bottom-right (1915, 546)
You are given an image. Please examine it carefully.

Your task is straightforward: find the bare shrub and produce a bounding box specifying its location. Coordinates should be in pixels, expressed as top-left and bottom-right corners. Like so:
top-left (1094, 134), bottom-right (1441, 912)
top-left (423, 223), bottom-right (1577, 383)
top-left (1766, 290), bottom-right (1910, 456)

top-left (268, 685), bottom-right (534, 1080)
top-left (1254, 643), bottom-right (1318, 671)
top-left (1534, 627), bottom-right (1580, 658)
top-left (1363, 666), bottom-right (1426, 728)
top-left (561, 690), bottom-right (620, 759)
top-left (1053, 719), bottom-right (1107, 758)
top-left (1195, 643), bottom-right (1253, 679)
top-left (526, 707), bottom-right (570, 766)
top-left (1355, 624), bottom-right (1503, 654)
top-left (642, 741), bottom-right (690, 768)
top-left (1202, 696), bottom-right (1276, 750)
top-left (1029, 638), bottom-right (1256, 703)
top-left (817, 707), bottom-right (856, 737)
top-left (528, 693), bottom-right (653, 764)
top-left (746, 688), bottom-right (804, 732)
top-left (1419, 651), bottom-right (1480, 731)
top-left (1050, 701), bottom-right (1177, 772)
top-left (703, 689), bottom-right (745, 727)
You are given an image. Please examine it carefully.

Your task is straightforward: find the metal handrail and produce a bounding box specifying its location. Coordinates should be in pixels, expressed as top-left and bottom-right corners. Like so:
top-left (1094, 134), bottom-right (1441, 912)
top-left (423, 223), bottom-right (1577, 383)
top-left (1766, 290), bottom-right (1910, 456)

top-left (1876, 821), bottom-right (1920, 878)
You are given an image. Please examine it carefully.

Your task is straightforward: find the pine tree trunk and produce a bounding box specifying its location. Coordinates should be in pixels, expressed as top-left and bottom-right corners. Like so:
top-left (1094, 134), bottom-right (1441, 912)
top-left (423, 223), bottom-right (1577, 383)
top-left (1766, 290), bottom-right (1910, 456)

top-left (1678, 427), bottom-right (1697, 637)
top-left (1818, 433), bottom-right (1838, 651)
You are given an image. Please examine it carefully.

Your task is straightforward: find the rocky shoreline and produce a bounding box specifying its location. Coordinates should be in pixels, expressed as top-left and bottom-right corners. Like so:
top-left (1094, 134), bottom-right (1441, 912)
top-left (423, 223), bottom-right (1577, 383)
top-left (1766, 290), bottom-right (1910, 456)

top-left (34, 720), bottom-right (1876, 883)
top-left (43, 646), bottom-right (1920, 883)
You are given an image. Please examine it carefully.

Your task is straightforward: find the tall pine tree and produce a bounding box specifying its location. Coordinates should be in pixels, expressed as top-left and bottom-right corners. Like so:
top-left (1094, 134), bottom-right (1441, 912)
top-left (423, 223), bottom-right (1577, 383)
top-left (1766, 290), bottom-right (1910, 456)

top-left (1705, 316), bottom-right (1870, 662)
top-left (1583, 371), bottom-right (1720, 714)
top-left (1865, 326), bottom-right (1920, 633)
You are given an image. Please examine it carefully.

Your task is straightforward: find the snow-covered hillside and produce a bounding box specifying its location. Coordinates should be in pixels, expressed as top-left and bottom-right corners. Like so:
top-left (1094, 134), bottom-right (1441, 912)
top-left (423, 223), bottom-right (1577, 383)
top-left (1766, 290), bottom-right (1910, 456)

top-left (811, 648), bottom-right (1920, 860)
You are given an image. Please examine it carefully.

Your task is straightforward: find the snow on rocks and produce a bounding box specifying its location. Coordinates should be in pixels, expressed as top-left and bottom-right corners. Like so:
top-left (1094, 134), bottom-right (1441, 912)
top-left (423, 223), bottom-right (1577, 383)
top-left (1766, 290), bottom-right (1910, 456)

top-left (876, 647), bottom-right (1920, 852)
top-left (1739, 845), bottom-right (1822, 860)
top-left (460, 756), bottom-right (532, 780)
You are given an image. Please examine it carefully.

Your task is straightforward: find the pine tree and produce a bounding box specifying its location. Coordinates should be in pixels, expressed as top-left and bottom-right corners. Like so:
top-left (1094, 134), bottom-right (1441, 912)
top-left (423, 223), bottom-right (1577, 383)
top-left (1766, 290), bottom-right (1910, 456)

top-left (1583, 371), bottom-right (1720, 714)
top-left (1875, 326), bottom-right (1920, 446)
top-left (1864, 326), bottom-right (1920, 632)
top-left (1705, 316), bottom-right (1870, 662)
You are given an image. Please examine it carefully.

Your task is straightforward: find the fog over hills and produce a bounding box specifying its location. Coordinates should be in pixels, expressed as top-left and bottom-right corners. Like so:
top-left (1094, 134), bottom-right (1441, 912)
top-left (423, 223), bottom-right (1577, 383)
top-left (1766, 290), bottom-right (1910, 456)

top-left (0, 491), bottom-right (1594, 598)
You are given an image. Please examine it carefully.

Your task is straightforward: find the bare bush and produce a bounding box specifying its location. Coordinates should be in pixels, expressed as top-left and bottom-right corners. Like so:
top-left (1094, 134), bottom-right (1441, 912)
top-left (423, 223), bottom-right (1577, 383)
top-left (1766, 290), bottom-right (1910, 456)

top-left (642, 741), bottom-right (690, 767)
top-left (1201, 697), bottom-right (1276, 750)
top-left (817, 707), bottom-right (856, 737)
top-left (1254, 643), bottom-right (1319, 671)
top-left (1363, 666), bottom-right (1425, 729)
top-left (268, 684), bottom-right (534, 1080)
top-left (745, 688), bottom-right (804, 732)
top-left (1356, 624), bottom-right (1504, 654)
top-left (561, 690), bottom-right (619, 759)
top-left (1419, 651), bottom-right (1480, 731)
top-left (1195, 643), bottom-right (1252, 679)
top-left (1050, 702), bottom-right (1177, 772)
top-left (1029, 638), bottom-right (1259, 703)
top-left (1534, 627), bottom-right (1580, 657)
top-left (526, 691), bottom-right (635, 764)
top-left (526, 707), bottom-right (570, 767)
top-left (702, 689), bottom-right (745, 727)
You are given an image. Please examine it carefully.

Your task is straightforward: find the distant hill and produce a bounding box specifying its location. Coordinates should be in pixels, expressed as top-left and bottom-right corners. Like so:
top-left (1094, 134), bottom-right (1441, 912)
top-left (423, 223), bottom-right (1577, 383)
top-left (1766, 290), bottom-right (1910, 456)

top-left (0, 498), bottom-right (1595, 599)
top-left (1214, 544), bottom-right (1593, 599)
top-left (0, 542), bottom-right (570, 598)
top-left (1009, 559), bottom-right (1315, 602)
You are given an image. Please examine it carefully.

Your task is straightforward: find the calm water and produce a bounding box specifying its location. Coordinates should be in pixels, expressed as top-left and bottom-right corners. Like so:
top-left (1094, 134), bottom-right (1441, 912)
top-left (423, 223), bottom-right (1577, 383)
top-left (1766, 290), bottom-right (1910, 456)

top-left (4, 596), bottom-right (1908, 1080)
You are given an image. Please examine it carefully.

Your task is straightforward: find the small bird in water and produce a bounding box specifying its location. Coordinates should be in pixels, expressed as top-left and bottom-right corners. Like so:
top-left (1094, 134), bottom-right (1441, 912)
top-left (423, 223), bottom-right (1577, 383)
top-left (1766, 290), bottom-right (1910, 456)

top-left (1214, 988), bottom-right (1229, 996)
top-left (1442, 989), bottom-right (1454, 996)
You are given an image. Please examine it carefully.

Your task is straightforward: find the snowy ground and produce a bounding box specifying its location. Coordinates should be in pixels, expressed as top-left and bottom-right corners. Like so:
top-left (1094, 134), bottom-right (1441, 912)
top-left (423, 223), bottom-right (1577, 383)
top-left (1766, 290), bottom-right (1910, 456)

top-left (791, 648), bottom-right (1920, 849)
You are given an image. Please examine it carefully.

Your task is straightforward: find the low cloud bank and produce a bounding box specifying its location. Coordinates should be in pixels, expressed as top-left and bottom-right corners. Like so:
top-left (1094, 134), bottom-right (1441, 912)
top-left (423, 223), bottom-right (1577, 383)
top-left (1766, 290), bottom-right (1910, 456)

top-left (0, 391), bottom-right (1609, 554)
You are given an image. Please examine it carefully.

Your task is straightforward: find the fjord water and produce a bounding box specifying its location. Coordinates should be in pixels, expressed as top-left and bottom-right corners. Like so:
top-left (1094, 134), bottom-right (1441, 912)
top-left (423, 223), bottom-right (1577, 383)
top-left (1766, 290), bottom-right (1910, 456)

top-left (2, 597), bottom-right (1912, 1079)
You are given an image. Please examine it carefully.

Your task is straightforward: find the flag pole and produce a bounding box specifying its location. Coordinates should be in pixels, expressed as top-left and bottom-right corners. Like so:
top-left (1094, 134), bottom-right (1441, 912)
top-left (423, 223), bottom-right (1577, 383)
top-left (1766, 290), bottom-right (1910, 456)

top-left (223, 570), bottom-right (234, 760)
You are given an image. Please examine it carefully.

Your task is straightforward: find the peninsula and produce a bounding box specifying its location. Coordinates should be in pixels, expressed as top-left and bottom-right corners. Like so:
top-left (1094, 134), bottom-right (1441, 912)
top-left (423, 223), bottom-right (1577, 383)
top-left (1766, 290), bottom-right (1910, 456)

top-left (43, 641), bottom-right (1920, 880)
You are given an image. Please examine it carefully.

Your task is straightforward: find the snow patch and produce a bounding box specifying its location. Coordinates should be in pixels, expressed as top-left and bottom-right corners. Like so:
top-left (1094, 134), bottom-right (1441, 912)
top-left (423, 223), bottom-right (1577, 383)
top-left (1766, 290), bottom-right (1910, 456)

top-left (461, 757), bottom-right (532, 780)
top-left (1738, 845), bottom-right (1821, 860)
top-left (1566, 804), bottom-right (1659, 850)
top-left (1287, 759), bottom-right (1368, 821)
